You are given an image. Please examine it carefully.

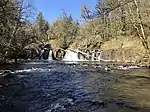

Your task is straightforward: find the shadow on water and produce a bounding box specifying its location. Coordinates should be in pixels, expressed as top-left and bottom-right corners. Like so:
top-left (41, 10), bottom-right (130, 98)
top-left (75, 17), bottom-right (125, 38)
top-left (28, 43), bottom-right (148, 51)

top-left (0, 60), bottom-right (150, 112)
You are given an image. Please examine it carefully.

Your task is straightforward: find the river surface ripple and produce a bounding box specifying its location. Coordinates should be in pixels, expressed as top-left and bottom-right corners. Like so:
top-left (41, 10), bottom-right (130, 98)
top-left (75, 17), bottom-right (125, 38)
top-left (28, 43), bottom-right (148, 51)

top-left (0, 61), bottom-right (149, 112)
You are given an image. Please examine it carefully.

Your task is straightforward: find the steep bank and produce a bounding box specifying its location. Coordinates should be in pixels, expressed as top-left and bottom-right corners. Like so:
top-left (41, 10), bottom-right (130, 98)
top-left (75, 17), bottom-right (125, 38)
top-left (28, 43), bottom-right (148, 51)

top-left (68, 36), bottom-right (150, 64)
top-left (100, 48), bottom-right (142, 63)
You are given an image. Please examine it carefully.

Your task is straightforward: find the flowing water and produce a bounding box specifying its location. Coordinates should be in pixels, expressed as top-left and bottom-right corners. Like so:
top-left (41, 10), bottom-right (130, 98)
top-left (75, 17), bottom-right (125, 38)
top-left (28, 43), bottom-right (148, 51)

top-left (48, 50), bottom-right (53, 61)
top-left (63, 50), bottom-right (85, 61)
top-left (0, 60), bottom-right (150, 112)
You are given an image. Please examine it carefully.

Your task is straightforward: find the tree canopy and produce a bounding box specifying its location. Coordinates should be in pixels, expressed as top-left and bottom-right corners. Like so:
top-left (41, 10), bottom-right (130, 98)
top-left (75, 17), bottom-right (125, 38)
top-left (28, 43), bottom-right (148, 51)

top-left (0, 0), bottom-right (150, 63)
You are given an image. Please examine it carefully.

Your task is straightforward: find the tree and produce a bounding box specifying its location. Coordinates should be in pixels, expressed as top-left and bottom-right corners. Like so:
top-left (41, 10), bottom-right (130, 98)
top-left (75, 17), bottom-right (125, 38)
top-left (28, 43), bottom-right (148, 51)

top-left (0, 0), bottom-right (40, 62)
top-left (36, 12), bottom-right (49, 42)
top-left (131, 0), bottom-right (150, 56)
top-left (81, 4), bottom-right (92, 20)
top-left (48, 12), bottom-right (78, 49)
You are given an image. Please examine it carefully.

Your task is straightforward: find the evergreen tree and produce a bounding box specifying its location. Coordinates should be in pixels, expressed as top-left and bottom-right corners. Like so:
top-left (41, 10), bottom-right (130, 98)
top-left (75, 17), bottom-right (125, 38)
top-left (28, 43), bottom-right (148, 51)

top-left (48, 12), bottom-right (78, 49)
top-left (36, 12), bottom-right (49, 42)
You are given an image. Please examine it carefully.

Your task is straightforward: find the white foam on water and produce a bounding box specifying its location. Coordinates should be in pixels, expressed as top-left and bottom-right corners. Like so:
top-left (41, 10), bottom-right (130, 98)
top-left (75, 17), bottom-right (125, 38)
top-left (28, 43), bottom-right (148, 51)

top-left (117, 66), bottom-right (140, 70)
top-left (24, 62), bottom-right (49, 65)
top-left (45, 98), bottom-right (74, 112)
top-left (0, 70), bottom-right (15, 75)
top-left (93, 65), bottom-right (103, 69)
top-left (63, 50), bottom-right (85, 62)
top-left (45, 103), bottom-right (65, 112)
top-left (48, 50), bottom-right (53, 60)
top-left (14, 68), bottom-right (51, 73)
top-left (62, 49), bottom-right (105, 62)
top-left (40, 49), bottom-right (45, 59)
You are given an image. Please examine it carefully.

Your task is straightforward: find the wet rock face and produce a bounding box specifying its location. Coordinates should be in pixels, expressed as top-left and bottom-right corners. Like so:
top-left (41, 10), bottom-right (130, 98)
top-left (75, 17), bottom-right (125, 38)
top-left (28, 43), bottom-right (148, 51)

top-left (42, 49), bottom-right (50, 60)
top-left (52, 49), bottom-right (66, 60)
top-left (77, 49), bottom-right (101, 61)
top-left (21, 44), bottom-right (52, 60)
top-left (39, 49), bottom-right (50, 60)
top-left (100, 49), bottom-right (142, 63)
top-left (38, 44), bottom-right (52, 60)
top-left (3, 48), bottom-right (39, 61)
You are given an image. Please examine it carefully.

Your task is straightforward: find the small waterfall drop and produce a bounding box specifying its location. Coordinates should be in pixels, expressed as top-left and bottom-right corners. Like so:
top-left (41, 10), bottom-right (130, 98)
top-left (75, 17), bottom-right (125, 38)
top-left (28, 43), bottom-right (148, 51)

top-left (39, 49), bottom-right (44, 59)
top-left (91, 52), bottom-right (95, 61)
top-left (63, 50), bottom-right (85, 61)
top-left (48, 50), bottom-right (53, 60)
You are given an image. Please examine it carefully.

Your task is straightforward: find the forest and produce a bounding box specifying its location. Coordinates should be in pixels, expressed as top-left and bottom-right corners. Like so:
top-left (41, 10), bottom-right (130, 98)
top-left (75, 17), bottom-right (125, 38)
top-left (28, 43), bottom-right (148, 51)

top-left (1, 1), bottom-right (150, 111)
top-left (0, 0), bottom-right (150, 65)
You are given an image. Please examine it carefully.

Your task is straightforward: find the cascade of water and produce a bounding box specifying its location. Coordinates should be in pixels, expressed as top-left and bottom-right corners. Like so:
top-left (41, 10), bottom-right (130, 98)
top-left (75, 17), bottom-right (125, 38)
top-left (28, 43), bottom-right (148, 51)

top-left (63, 50), bottom-right (85, 61)
top-left (48, 50), bottom-right (53, 60)
top-left (39, 49), bottom-right (44, 59)
top-left (91, 51), bottom-right (95, 61)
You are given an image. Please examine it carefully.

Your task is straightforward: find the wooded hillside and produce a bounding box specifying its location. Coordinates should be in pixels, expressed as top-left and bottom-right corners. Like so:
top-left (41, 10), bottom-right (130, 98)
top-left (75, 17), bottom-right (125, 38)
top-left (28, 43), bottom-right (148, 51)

top-left (0, 0), bottom-right (150, 64)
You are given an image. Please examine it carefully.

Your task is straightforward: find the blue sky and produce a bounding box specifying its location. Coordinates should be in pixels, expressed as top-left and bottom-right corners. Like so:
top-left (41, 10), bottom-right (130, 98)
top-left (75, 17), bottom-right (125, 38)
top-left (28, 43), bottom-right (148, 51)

top-left (33, 0), bottom-right (97, 23)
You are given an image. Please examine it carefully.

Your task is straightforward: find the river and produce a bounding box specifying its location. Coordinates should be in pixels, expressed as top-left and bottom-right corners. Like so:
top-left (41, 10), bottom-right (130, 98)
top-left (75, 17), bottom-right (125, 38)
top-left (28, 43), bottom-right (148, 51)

top-left (0, 60), bottom-right (150, 112)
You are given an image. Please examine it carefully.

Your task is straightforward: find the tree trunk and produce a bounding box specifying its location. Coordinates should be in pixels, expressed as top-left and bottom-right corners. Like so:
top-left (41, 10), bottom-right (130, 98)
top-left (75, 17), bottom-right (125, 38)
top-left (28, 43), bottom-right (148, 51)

top-left (133, 0), bottom-right (150, 57)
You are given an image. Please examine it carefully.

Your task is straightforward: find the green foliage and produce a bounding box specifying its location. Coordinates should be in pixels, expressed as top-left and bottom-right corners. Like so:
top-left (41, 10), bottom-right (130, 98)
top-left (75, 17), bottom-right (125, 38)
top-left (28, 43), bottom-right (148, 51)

top-left (48, 12), bottom-right (78, 49)
top-left (0, 0), bottom-right (150, 62)
top-left (0, 0), bottom-right (48, 62)
top-left (76, 0), bottom-right (150, 54)
top-left (36, 12), bottom-right (49, 42)
top-left (37, 12), bottom-right (43, 28)
top-left (81, 4), bottom-right (92, 20)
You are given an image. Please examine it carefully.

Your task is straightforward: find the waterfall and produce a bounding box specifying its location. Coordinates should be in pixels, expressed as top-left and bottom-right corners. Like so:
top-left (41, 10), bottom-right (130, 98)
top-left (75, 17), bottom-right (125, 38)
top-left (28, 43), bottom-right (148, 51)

top-left (91, 52), bottom-right (95, 61)
top-left (63, 50), bottom-right (85, 61)
top-left (39, 49), bottom-right (44, 59)
top-left (45, 49), bottom-right (102, 62)
top-left (48, 50), bottom-right (53, 60)
top-left (62, 49), bottom-right (102, 62)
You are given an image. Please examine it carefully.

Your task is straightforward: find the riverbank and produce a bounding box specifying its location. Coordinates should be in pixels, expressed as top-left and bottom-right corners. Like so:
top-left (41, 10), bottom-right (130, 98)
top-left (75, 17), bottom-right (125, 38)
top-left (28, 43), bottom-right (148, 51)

top-left (49, 36), bottom-right (150, 66)
top-left (0, 59), bottom-right (24, 66)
